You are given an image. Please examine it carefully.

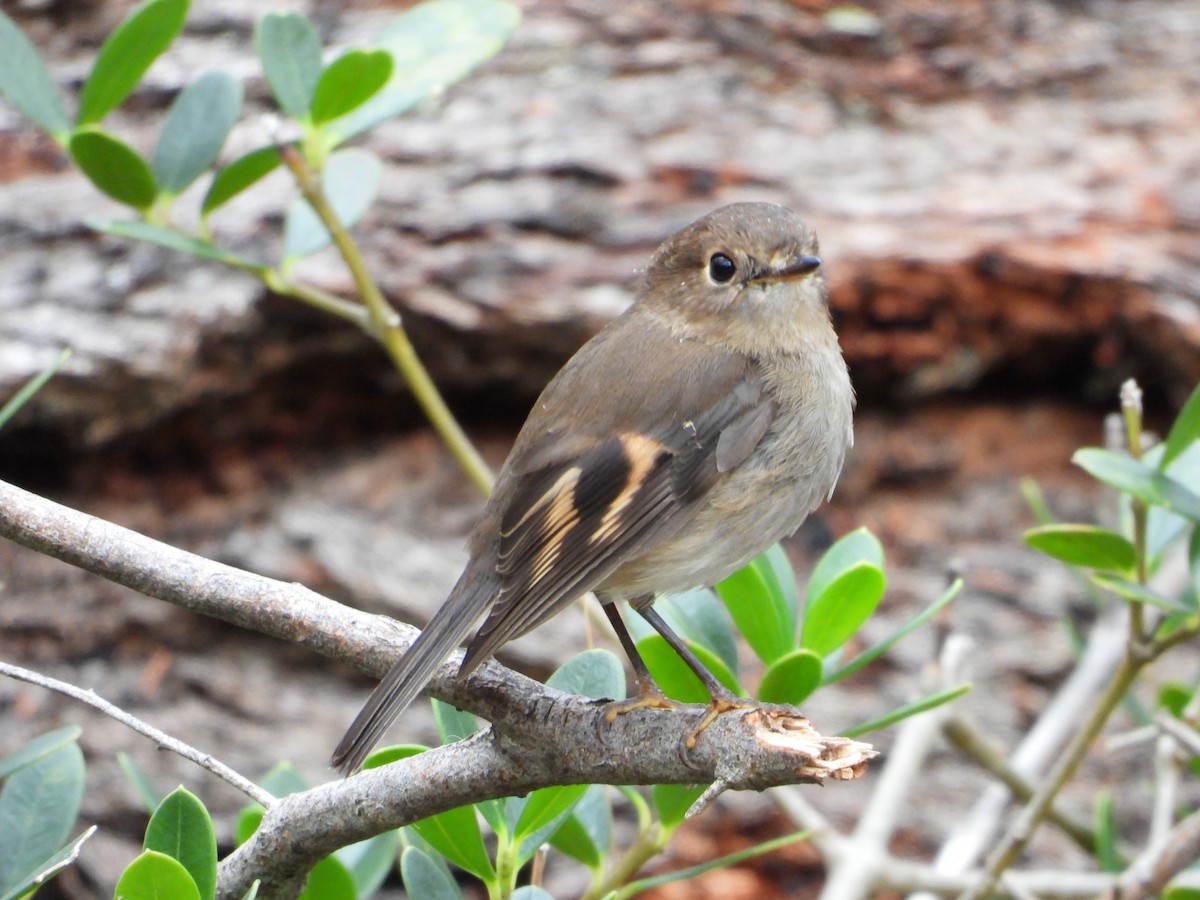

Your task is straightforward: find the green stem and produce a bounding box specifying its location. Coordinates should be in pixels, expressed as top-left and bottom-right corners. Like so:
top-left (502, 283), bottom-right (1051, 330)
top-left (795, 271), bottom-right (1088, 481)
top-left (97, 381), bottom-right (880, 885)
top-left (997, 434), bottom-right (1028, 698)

top-left (962, 648), bottom-right (1144, 899)
top-left (277, 144), bottom-right (494, 496)
top-left (585, 822), bottom-right (668, 900)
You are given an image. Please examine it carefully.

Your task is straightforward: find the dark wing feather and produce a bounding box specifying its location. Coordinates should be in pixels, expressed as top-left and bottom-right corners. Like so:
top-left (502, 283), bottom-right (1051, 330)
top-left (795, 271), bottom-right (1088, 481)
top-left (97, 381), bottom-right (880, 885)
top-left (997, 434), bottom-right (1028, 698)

top-left (459, 316), bottom-right (778, 673)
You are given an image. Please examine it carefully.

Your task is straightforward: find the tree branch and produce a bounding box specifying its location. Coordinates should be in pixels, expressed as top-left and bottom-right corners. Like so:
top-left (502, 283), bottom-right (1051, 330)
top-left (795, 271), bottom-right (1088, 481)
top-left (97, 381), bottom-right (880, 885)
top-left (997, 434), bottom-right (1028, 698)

top-left (0, 476), bottom-right (875, 898)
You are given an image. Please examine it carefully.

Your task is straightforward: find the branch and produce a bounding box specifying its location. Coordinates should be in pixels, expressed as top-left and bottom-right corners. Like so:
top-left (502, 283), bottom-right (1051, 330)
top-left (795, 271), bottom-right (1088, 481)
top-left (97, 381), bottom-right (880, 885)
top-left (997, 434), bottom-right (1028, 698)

top-left (0, 661), bottom-right (274, 808)
top-left (0, 477), bottom-right (875, 898)
top-left (1100, 805), bottom-right (1200, 900)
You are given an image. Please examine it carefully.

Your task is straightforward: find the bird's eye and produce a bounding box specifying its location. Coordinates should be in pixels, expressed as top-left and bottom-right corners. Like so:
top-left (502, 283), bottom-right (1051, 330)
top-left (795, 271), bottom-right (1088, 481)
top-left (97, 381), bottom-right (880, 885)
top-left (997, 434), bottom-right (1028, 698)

top-left (708, 252), bottom-right (737, 284)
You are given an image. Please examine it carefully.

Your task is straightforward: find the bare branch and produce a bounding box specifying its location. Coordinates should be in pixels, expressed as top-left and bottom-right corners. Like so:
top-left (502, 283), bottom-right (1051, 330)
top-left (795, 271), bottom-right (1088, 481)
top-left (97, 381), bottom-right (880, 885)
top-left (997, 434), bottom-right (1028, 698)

top-left (0, 476), bottom-right (875, 900)
top-left (0, 661), bottom-right (275, 808)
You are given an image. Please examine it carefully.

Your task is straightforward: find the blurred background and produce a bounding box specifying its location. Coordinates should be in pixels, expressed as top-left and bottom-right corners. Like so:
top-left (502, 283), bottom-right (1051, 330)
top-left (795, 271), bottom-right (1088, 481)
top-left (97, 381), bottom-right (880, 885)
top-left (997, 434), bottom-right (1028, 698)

top-left (1, 0), bottom-right (1198, 895)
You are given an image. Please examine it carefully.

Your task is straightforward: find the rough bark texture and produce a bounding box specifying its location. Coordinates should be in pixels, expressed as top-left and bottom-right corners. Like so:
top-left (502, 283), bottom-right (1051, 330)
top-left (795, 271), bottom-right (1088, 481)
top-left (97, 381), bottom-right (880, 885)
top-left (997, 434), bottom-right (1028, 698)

top-left (0, 0), bottom-right (1197, 896)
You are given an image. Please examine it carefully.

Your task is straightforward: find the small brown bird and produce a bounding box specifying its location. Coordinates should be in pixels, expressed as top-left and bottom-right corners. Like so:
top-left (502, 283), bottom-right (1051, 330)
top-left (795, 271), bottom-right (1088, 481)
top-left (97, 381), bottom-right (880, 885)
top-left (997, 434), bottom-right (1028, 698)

top-left (332, 202), bottom-right (854, 773)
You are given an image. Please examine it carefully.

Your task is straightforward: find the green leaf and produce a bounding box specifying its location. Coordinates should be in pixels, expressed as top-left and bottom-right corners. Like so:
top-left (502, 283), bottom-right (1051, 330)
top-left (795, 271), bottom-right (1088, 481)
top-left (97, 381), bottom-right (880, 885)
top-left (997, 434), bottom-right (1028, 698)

top-left (311, 50), bottom-right (393, 125)
top-left (800, 563), bottom-right (885, 659)
top-left (824, 578), bottom-right (962, 684)
top-left (233, 809), bottom-right (262, 848)
top-left (0, 824), bottom-right (95, 900)
top-left (512, 785), bottom-right (588, 864)
top-left (69, 129), bottom-right (157, 210)
top-left (329, 0), bottom-right (521, 142)
top-left (636, 634), bottom-right (740, 704)
top-left (333, 831), bottom-right (399, 900)
top-left (411, 802), bottom-right (494, 881)
top-left (87, 219), bottom-right (265, 273)
top-left (1091, 573), bottom-right (1195, 613)
top-left (842, 683), bottom-right (972, 738)
top-left (362, 744), bottom-right (427, 771)
top-left (1162, 382), bottom-right (1200, 471)
top-left (76, 0), bottom-right (189, 125)
top-left (283, 148), bottom-right (382, 259)
top-left (144, 787), bottom-right (216, 900)
top-left (1074, 448), bottom-right (1200, 522)
top-left (399, 846), bottom-right (463, 900)
top-left (240, 882), bottom-right (260, 900)
top-left (201, 146), bottom-right (281, 218)
top-left (431, 699), bottom-right (478, 745)
top-left (546, 649), bottom-right (625, 701)
top-left (1164, 890), bottom-right (1200, 900)
top-left (757, 648), bottom-right (822, 705)
top-left (1024, 524), bottom-right (1137, 572)
top-left (0, 348), bottom-right (71, 433)
top-left (716, 546), bottom-right (797, 665)
top-left (116, 752), bottom-right (163, 815)
top-left (1094, 790), bottom-right (1120, 873)
top-left (806, 529), bottom-right (884, 602)
top-left (255, 12), bottom-right (322, 118)
top-left (298, 856), bottom-right (355, 900)
top-left (153, 71), bottom-right (242, 195)
top-left (0, 10), bottom-right (69, 142)
top-left (0, 727), bottom-right (80, 780)
top-left (0, 744), bottom-right (84, 893)
top-left (113, 850), bottom-right (200, 900)
top-left (258, 762), bottom-right (307, 796)
top-left (650, 784), bottom-right (705, 829)
top-left (547, 785), bottom-right (609, 869)
top-left (656, 589), bottom-right (738, 674)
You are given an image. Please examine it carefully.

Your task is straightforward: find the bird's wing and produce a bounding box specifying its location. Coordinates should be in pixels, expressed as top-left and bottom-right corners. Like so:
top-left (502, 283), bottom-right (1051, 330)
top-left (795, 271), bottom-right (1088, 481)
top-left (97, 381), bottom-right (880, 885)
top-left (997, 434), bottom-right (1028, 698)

top-left (459, 322), bottom-right (777, 672)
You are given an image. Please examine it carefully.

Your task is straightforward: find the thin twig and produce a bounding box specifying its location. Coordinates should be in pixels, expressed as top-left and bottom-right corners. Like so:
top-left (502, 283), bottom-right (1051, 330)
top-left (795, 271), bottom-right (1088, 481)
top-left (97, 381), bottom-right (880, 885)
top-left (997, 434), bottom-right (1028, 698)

top-left (0, 661), bottom-right (275, 808)
top-left (941, 717), bottom-right (1097, 855)
top-left (276, 144), bottom-right (494, 496)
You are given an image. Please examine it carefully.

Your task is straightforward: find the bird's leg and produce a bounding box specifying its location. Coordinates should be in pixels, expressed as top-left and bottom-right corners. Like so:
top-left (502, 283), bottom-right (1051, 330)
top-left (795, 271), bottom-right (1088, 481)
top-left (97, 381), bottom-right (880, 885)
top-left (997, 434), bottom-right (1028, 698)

top-left (636, 605), bottom-right (756, 749)
top-left (599, 597), bottom-right (680, 720)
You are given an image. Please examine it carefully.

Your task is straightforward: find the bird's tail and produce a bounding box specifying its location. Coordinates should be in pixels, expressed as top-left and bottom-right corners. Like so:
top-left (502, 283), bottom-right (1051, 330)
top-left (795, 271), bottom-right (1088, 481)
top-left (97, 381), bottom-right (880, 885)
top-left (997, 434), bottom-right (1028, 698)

top-left (331, 569), bottom-right (495, 774)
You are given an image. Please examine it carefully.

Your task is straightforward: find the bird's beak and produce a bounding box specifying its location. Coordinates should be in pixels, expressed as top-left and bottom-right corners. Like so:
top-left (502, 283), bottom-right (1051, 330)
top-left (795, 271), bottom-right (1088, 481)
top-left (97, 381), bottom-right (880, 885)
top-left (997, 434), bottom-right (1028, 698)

top-left (773, 255), bottom-right (822, 280)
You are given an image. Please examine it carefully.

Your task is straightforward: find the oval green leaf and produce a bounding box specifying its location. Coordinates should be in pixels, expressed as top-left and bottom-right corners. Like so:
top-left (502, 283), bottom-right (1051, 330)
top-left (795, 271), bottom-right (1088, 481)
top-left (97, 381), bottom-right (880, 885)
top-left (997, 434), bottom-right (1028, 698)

top-left (114, 850), bottom-right (201, 900)
top-left (0, 727), bottom-right (81, 780)
top-left (547, 649), bottom-right (625, 701)
top-left (77, 0), bottom-right (189, 125)
top-left (805, 528), bottom-right (884, 606)
top-left (716, 550), bottom-right (795, 665)
top-left (547, 785), bottom-right (609, 870)
top-left (1024, 523), bottom-right (1136, 572)
top-left (757, 648), bottom-right (823, 705)
top-left (0, 10), bottom-right (69, 142)
top-left (1074, 448), bottom-right (1200, 522)
top-left (513, 784), bottom-right (588, 864)
top-left (144, 787), bottom-right (216, 900)
top-left (650, 784), bottom-right (706, 829)
top-left (69, 129), bottom-right (157, 210)
top-left (297, 855), bottom-right (355, 900)
top-left (311, 50), bottom-right (393, 125)
top-left (153, 70), bottom-right (242, 195)
top-left (411, 803), bottom-right (494, 881)
top-left (0, 743), bottom-right (84, 893)
top-left (283, 147), bottom-right (381, 259)
top-left (330, 0), bottom-right (520, 141)
top-left (400, 846), bottom-right (464, 900)
top-left (201, 145), bottom-right (281, 217)
top-left (636, 634), bottom-right (741, 704)
top-left (801, 562), bottom-right (885, 659)
top-left (333, 831), bottom-right (400, 900)
top-left (255, 12), bottom-right (321, 118)
top-left (431, 698), bottom-right (478, 745)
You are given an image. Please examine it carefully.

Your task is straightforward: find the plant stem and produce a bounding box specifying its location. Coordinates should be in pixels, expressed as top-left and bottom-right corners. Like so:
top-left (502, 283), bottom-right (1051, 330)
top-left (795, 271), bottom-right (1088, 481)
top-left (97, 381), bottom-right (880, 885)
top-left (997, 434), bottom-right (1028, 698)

top-left (961, 647), bottom-right (1144, 899)
top-left (277, 145), bottom-right (494, 497)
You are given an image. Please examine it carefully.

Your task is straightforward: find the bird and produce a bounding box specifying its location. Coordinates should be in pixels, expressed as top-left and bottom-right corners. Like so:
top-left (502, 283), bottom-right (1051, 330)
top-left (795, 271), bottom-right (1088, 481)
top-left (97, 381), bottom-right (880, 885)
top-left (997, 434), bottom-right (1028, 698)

top-left (332, 201), bottom-right (854, 774)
